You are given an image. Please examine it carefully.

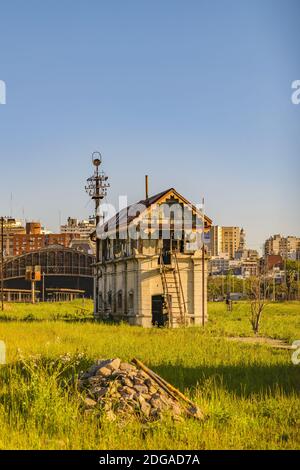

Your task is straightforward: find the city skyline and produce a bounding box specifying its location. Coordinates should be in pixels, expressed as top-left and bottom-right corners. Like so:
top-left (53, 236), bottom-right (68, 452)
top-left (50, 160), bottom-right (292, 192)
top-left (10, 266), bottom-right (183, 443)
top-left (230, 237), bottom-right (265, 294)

top-left (2, 211), bottom-right (299, 257)
top-left (0, 0), bottom-right (299, 252)
top-left (0, 170), bottom-right (300, 254)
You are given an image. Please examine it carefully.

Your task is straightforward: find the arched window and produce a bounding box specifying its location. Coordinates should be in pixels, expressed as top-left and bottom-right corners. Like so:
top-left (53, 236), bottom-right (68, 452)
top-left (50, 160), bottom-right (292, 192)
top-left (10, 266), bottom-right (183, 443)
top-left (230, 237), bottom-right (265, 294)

top-left (19, 257), bottom-right (25, 277)
top-left (79, 255), bottom-right (86, 274)
top-left (57, 251), bottom-right (64, 265)
top-left (40, 253), bottom-right (47, 271)
top-left (57, 252), bottom-right (64, 274)
top-left (65, 252), bottom-right (72, 274)
top-left (12, 260), bottom-right (18, 277)
top-left (73, 253), bottom-right (79, 274)
top-left (48, 252), bottom-right (55, 271)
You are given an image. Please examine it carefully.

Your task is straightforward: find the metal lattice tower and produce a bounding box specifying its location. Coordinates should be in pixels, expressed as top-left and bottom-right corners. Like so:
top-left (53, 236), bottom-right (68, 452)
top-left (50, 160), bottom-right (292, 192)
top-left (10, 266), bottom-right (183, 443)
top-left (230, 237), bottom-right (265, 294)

top-left (85, 152), bottom-right (110, 315)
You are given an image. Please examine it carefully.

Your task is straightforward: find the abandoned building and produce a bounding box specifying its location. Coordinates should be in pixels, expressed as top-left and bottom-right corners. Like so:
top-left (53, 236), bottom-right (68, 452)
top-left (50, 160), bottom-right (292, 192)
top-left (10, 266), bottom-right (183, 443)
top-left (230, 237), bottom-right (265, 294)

top-left (94, 187), bottom-right (212, 327)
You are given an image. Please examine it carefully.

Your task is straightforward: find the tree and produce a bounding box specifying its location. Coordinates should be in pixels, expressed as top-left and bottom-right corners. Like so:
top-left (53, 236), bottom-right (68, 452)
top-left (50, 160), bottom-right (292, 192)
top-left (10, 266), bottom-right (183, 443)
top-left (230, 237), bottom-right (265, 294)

top-left (249, 277), bottom-right (269, 335)
top-left (285, 260), bottom-right (300, 300)
top-left (207, 276), bottom-right (223, 300)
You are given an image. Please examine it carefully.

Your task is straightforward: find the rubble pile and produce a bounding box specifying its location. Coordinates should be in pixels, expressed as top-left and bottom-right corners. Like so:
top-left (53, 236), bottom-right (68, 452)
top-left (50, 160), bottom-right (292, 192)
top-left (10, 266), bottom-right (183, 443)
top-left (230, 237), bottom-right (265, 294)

top-left (78, 358), bottom-right (202, 422)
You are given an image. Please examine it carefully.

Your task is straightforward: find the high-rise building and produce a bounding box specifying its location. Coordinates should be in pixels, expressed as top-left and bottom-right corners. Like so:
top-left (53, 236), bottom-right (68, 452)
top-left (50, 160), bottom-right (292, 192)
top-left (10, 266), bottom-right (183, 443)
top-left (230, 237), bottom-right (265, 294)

top-left (208, 225), bottom-right (243, 259)
top-left (279, 236), bottom-right (300, 260)
top-left (264, 234), bottom-right (300, 260)
top-left (222, 226), bottom-right (242, 259)
top-left (264, 234), bottom-right (281, 256)
top-left (209, 225), bottom-right (223, 256)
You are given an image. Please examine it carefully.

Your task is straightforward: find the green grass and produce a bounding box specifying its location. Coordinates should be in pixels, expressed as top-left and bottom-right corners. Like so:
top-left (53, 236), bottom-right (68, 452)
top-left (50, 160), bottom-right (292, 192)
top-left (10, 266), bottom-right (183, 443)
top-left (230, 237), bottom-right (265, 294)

top-left (0, 301), bottom-right (299, 450)
top-left (0, 299), bottom-right (94, 322)
top-left (207, 301), bottom-right (300, 343)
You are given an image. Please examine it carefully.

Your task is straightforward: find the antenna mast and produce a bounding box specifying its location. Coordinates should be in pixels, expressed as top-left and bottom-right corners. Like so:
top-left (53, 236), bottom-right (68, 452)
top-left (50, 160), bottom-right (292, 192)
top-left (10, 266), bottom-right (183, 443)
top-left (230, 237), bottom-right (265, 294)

top-left (85, 152), bottom-right (110, 316)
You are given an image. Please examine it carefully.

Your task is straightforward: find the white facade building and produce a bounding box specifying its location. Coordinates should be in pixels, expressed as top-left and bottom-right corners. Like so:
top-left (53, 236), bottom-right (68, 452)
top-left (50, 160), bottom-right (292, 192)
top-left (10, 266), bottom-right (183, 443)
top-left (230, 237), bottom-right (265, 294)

top-left (95, 188), bottom-right (212, 328)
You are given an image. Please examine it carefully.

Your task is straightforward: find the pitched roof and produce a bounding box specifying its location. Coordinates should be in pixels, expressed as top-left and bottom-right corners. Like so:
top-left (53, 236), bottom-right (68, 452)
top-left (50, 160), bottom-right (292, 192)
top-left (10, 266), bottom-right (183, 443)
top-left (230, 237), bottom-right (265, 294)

top-left (96, 187), bottom-right (212, 237)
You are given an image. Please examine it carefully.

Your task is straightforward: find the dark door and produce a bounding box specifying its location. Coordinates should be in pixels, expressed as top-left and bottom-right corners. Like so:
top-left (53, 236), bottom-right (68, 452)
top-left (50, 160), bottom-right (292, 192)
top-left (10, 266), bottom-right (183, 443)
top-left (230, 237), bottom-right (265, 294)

top-left (162, 239), bottom-right (171, 265)
top-left (152, 294), bottom-right (166, 326)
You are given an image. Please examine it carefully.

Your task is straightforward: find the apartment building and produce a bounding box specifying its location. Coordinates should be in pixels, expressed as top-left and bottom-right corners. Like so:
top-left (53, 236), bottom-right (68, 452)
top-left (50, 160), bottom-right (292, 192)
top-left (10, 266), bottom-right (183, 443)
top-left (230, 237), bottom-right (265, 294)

top-left (222, 226), bottom-right (242, 259)
top-left (60, 217), bottom-right (96, 239)
top-left (1, 218), bottom-right (26, 257)
top-left (208, 225), bottom-right (243, 259)
top-left (2, 221), bottom-right (80, 257)
top-left (264, 234), bottom-right (300, 260)
top-left (209, 225), bottom-right (223, 256)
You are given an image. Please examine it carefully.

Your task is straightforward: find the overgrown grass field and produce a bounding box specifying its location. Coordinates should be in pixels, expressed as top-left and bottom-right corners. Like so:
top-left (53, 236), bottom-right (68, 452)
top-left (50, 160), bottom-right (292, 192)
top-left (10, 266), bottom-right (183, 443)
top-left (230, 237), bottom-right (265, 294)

top-left (0, 301), bottom-right (299, 450)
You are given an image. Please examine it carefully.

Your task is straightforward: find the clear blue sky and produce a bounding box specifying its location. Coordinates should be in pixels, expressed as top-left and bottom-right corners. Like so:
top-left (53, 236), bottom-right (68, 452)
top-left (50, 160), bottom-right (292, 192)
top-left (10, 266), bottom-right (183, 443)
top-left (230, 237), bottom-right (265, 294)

top-left (0, 0), bottom-right (299, 251)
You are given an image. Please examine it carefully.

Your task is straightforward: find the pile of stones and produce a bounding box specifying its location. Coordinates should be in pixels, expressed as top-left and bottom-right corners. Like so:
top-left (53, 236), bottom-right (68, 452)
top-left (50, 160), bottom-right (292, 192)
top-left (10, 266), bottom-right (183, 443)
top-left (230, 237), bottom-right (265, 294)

top-left (78, 358), bottom-right (191, 422)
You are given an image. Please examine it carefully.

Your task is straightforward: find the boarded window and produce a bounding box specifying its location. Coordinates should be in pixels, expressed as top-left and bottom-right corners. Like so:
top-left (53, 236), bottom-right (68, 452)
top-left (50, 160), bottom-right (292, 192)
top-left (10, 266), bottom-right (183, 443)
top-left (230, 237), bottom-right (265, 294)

top-left (117, 290), bottom-right (122, 310)
top-left (128, 291), bottom-right (134, 310)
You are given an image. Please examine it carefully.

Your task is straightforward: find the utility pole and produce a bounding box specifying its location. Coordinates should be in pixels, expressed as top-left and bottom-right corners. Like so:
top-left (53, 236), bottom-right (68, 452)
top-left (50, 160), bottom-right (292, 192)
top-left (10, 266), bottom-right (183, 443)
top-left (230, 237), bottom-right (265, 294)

top-left (42, 272), bottom-right (45, 302)
top-left (296, 248), bottom-right (300, 300)
top-left (284, 253), bottom-right (287, 301)
top-left (85, 152), bottom-right (109, 316)
top-left (31, 278), bottom-right (35, 304)
top-left (201, 198), bottom-right (205, 327)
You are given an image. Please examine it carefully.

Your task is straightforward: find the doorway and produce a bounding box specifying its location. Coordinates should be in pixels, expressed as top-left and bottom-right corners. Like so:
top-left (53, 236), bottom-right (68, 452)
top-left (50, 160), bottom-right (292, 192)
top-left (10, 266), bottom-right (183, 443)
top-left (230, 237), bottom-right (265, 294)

top-left (152, 294), bottom-right (167, 327)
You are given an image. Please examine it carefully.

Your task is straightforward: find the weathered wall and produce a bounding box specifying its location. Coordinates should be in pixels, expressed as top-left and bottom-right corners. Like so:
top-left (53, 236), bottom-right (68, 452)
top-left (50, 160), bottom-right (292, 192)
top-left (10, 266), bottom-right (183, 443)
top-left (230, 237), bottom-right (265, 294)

top-left (96, 251), bottom-right (208, 327)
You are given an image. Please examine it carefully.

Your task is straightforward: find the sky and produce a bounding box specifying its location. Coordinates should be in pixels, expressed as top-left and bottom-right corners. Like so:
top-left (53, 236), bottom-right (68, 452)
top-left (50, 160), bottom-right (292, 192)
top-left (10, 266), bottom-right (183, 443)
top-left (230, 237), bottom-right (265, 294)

top-left (0, 0), bottom-right (299, 251)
